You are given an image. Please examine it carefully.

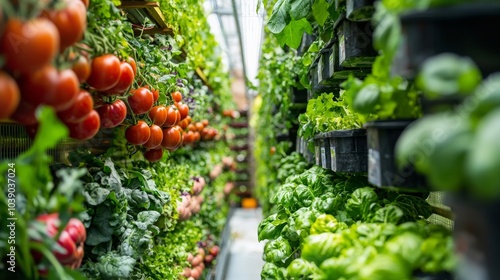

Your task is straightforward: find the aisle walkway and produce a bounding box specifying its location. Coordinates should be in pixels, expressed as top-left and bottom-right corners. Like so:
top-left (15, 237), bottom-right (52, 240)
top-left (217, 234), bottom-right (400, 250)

top-left (223, 208), bottom-right (265, 280)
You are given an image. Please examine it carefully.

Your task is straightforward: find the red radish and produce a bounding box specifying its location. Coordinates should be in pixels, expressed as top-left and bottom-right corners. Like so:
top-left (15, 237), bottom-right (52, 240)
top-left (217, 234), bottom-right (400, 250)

top-left (191, 255), bottom-right (202, 267)
top-left (188, 277), bottom-right (195, 280)
top-left (198, 247), bottom-right (205, 257)
top-left (198, 176), bottom-right (206, 187)
top-left (204, 254), bottom-right (214, 264)
top-left (190, 269), bottom-right (200, 280)
top-left (209, 246), bottom-right (220, 257)
top-left (182, 268), bottom-right (191, 277)
top-left (187, 253), bottom-right (194, 263)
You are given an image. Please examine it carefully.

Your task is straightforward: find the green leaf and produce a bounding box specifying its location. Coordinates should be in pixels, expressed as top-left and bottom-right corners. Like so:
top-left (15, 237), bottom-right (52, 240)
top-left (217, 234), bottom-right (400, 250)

top-left (353, 84), bottom-right (380, 114)
top-left (371, 205), bottom-right (404, 224)
top-left (31, 106), bottom-right (68, 153)
top-left (466, 108), bottom-right (500, 198)
top-left (275, 18), bottom-right (313, 49)
top-left (312, 0), bottom-right (330, 26)
top-left (268, 0), bottom-right (291, 34)
top-left (289, 0), bottom-right (311, 20)
top-left (264, 236), bottom-right (293, 263)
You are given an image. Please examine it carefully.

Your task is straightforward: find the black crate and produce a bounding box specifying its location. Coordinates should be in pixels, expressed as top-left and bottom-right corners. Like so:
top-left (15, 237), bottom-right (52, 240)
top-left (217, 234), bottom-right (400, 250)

top-left (337, 19), bottom-right (377, 68)
top-left (320, 129), bottom-right (367, 173)
top-left (364, 120), bottom-right (427, 190)
top-left (394, 4), bottom-right (500, 79)
top-left (314, 136), bottom-right (331, 169)
top-left (346, 0), bottom-right (375, 22)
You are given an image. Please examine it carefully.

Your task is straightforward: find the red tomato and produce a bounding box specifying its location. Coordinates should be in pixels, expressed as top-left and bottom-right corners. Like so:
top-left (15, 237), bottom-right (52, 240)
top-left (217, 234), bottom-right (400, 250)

top-left (128, 87), bottom-right (154, 115)
top-left (126, 56), bottom-right (137, 76)
top-left (187, 124), bottom-right (196, 132)
top-left (42, 0), bottom-right (86, 51)
top-left (149, 106), bottom-right (167, 126)
top-left (10, 102), bottom-right (37, 125)
top-left (0, 18), bottom-right (59, 74)
top-left (183, 131), bottom-right (195, 144)
top-left (162, 105), bottom-right (179, 127)
top-left (143, 148), bottom-right (163, 162)
top-left (161, 126), bottom-right (182, 150)
top-left (172, 91), bottom-right (182, 102)
top-left (96, 99), bottom-right (127, 128)
top-left (151, 88), bottom-right (159, 103)
top-left (195, 122), bottom-right (204, 131)
top-left (178, 118), bottom-right (189, 130)
top-left (201, 119), bottom-right (209, 127)
top-left (68, 110), bottom-right (100, 140)
top-left (185, 115), bottom-right (192, 124)
top-left (87, 54), bottom-right (121, 91)
top-left (22, 66), bottom-right (79, 111)
top-left (0, 71), bottom-right (20, 120)
top-left (143, 124), bottom-right (163, 149)
top-left (174, 109), bottom-right (182, 125)
top-left (57, 90), bottom-right (93, 123)
top-left (193, 131), bottom-right (201, 142)
top-left (71, 55), bottom-right (91, 83)
top-left (125, 120), bottom-right (150, 145)
top-left (104, 62), bottom-right (135, 95)
top-left (175, 102), bottom-right (189, 120)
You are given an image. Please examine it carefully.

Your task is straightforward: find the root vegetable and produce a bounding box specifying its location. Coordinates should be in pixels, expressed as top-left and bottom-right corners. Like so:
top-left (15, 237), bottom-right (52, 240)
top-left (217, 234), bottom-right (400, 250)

top-left (182, 268), bottom-right (191, 277)
top-left (191, 255), bottom-right (202, 267)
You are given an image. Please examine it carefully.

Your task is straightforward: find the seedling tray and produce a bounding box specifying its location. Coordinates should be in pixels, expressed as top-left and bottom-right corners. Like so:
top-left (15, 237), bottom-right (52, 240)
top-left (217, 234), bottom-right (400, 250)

top-left (321, 129), bottom-right (367, 173)
top-left (394, 4), bottom-right (500, 79)
top-left (364, 120), bottom-right (427, 190)
top-left (346, 0), bottom-right (375, 22)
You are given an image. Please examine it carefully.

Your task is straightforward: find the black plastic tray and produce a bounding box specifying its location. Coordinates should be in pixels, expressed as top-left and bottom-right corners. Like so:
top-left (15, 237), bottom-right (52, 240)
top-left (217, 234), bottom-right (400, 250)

top-left (337, 19), bottom-right (377, 68)
top-left (448, 194), bottom-right (500, 280)
top-left (346, 0), bottom-right (375, 22)
top-left (297, 33), bottom-right (317, 56)
top-left (314, 136), bottom-right (331, 169)
top-left (364, 120), bottom-right (427, 190)
top-left (319, 42), bottom-right (370, 86)
top-left (420, 95), bottom-right (465, 115)
top-left (292, 87), bottom-right (308, 104)
top-left (394, 4), bottom-right (500, 79)
top-left (319, 129), bottom-right (367, 173)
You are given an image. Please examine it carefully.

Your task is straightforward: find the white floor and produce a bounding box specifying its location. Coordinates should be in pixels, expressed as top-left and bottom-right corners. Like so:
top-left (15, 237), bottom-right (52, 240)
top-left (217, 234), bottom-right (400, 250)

top-left (224, 208), bottom-right (265, 280)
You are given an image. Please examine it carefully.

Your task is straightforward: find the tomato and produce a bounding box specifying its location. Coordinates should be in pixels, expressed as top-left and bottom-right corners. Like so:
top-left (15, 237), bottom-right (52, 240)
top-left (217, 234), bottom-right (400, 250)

top-left (143, 148), bottom-right (163, 162)
top-left (183, 130), bottom-right (195, 144)
top-left (68, 110), bottom-right (100, 140)
top-left (175, 102), bottom-right (189, 120)
top-left (104, 62), bottom-right (135, 95)
top-left (0, 18), bottom-right (59, 74)
top-left (193, 131), bottom-right (201, 142)
top-left (71, 55), bottom-right (91, 83)
top-left (96, 99), bottom-right (127, 128)
top-left (152, 88), bottom-right (159, 103)
top-left (201, 119), bottom-right (209, 127)
top-left (87, 54), bottom-right (121, 91)
top-left (126, 56), bottom-right (137, 76)
top-left (149, 106), bottom-right (167, 126)
top-left (57, 90), bottom-right (93, 123)
top-left (22, 66), bottom-right (79, 111)
top-left (187, 124), bottom-right (196, 132)
top-left (42, 0), bottom-right (86, 51)
top-left (172, 91), bottom-right (182, 102)
top-left (125, 120), bottom-right (150, 145)
top-left (178, 118), bottom-right (189, 130)
top-left (0, 71), bottom-right (20, 120)
top-left (186, 115), bottom-right (192, 124)
top-left (201, 128), bottom-right (210, 141)
top-left (161, 126), bottom-right (182, 150)
top-left (162, 105), bottom-right (179, 127)
top-left (143, 124), bottom-right (163, 149)
top-left (11, 102), bottom-right (37, 125)
top-left (174, 109), bottom-right (182, 125)
top-left (128, 87), bottom-right (154, 115)
top-left (195, 122), bottom-right (204, 131)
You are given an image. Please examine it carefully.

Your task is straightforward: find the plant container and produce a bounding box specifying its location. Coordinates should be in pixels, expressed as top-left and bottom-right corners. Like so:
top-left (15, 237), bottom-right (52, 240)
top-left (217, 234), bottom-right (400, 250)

top-left (413, 270), bottom-right (453, 280)
top-left (314, 135), bottom-right (331, 169)
top-left (292, 86), bottom-right (308, 104)
top-left (317, 47), bottom-right (332, 85)
top-left (394, 4), bottom-right (500, 79)
top-left (337, 19), bottom-right (377, 68)
top-left (298, 33), bottom-right (317, 56)
top-left (322, 41), bottom-right (370, 86)
top-left (325, 129), bottom-right (368, 173)
top-left (364, 120), bottom-right (427, 190)
top-left (309, 56), bottom-right (320, 89)
top-left (448, 194), bottom-right (500, 280)
top-left (346, 0), bottom-right (375, 22)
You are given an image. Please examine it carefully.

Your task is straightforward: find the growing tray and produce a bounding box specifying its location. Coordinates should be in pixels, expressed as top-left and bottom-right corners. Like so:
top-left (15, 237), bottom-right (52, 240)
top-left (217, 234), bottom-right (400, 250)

top-left (420, 94), bottom-right (465, 115)
top-left (413, 270), bottom-right (453, 280)
top-left (394, 4), bottom-right (500, 79)
top-left (346, 0), bottom-right (375, 22)
top-left (364, 120), bottom-right (427, 190)
top-left (314, 136), bottom-right (330, 169)
top-left (448, 194), bottom-right (500, 280)
top-left (317, 129), bottom-right (368, 173)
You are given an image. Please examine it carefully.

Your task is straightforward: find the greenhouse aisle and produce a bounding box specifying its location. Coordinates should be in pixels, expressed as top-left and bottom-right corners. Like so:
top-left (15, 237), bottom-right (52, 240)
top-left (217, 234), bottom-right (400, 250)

top-left (224, 208), bottom-right (265, 280)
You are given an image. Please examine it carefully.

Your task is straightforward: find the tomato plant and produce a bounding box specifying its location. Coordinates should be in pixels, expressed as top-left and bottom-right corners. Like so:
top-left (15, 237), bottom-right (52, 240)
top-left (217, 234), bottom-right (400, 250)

top-left (0, 71), bottom-right (20, 120)
top-left (175, 102), bottom-right (189, 120)
top-left (162, 105), bottom-right (179, 127)
top-left (87, 54), bottom-right (121, 91)
top-left (129, 87), bottom-right (154, 115)
top-left (143, 124), bottom-right (163, 149)
top-left (96, 99), bottom-right (127, 128)
top-left (68, 109), bottom-right (100, 140)
top-left (0, 18), bottom-right (59, 74)
top-left (22, 66), bottom-right (79, 111)
top-left (57, 90), bottom-right (93, 123)
top-left (41, 0), bottom-right (87, 51)
top-left (149, 106), bottom-right (168, 126)
top-left (126, 120), bottom-right (151, 145)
